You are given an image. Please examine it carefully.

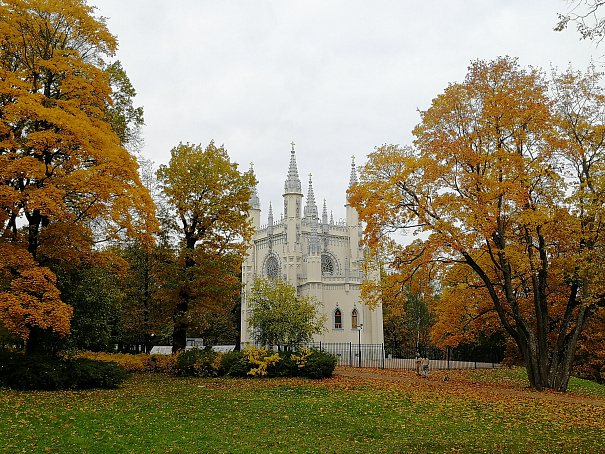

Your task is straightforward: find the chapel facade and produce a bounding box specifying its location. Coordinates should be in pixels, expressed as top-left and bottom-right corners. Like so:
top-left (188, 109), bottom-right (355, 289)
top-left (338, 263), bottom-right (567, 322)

top-left (240, 144), bottom-right (384, 346)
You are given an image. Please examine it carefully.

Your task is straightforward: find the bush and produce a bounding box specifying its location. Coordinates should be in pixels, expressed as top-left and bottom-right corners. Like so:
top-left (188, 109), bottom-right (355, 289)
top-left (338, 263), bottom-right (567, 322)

top-left (266, 350), bottom-right (298, 378)
top-left (77, 351), bottom-right (177, 373)
top-left (223, 346), bottom-right (337, 379)
top-left (0, 350), bottom-right (127, 390)
top-left (215, 351), bottom-right (244, 376)
top-left (300, 349), bottom-right (338, 379)
top-left (174, 348), bottom-right (219, 377)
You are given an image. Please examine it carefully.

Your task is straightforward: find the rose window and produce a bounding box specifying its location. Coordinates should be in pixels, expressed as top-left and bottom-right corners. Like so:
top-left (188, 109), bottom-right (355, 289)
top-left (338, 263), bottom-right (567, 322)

top-left (321, 255), bottom-right (334, 276)
top-left (266, 256), bottom-right (280, 279)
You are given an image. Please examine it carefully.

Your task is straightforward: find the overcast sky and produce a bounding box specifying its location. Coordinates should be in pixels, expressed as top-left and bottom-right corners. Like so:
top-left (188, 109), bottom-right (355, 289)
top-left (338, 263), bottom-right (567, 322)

top-left (92, 0), bottom-right (596, 222)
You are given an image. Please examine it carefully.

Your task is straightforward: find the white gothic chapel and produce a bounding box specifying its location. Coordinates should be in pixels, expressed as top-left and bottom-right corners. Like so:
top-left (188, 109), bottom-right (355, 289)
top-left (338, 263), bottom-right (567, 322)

top-left (240, 144), bottom-right (384, 346)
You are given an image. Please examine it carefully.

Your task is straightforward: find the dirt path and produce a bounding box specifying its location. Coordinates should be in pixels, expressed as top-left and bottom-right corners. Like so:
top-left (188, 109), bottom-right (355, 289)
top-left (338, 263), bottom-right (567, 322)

top-left (334, 369), bottom-right (605, 407)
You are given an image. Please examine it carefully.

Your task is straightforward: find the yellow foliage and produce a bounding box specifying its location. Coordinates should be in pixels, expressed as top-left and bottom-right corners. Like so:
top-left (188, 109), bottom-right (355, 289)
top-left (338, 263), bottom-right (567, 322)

top-left (77, 351), bottom-right (177, 374)
top-left (291, 347), bottom-right (312, 368)
top-left (0, 244), bottom-right (72, 339)
top-left (243, 345), bottom-right (281, 376)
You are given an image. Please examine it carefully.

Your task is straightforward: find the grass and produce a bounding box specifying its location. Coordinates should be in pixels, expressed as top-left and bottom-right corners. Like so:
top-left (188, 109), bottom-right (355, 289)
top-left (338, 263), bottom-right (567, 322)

top-left (1, 368), bottom-right (604, 453)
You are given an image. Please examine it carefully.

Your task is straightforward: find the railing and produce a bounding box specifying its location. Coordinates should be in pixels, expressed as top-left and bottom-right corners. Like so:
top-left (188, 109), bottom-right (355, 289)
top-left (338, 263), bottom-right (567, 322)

top-left (308, 343), bottom-right (505, 370)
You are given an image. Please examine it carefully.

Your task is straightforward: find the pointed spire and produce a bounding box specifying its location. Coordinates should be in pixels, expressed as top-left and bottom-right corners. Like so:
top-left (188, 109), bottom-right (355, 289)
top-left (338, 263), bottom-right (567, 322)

top-left (267, 201), bottom-right (274, 239)
top-left (348, 155), bottom-right (358, 190)
top-left (330, 210), bottom-right (334, 225)
top-left (284, 142), bottom-right (302, 194)
top-left (322, 199), bottom-right (328, 224)
top-left (304, 173), bottom-right (318, 220)
top-left (248, 162), bottom-right (260, 210)
top-left (322, 199), bottom-right (329, 234)
top-left (268, 201), bottom-right (274, 225)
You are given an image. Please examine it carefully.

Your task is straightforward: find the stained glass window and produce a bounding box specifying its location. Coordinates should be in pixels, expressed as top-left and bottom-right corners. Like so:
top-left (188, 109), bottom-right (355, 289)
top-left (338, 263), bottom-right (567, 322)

top-left (266, 256), bottom-right (279, 279)
top-left (321, 254), bottom-right (334, 276)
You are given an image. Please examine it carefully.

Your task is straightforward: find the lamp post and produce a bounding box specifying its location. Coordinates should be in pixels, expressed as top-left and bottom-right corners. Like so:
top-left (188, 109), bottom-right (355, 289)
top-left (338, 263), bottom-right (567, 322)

top-left (358, 323), bottom-right (363, 368)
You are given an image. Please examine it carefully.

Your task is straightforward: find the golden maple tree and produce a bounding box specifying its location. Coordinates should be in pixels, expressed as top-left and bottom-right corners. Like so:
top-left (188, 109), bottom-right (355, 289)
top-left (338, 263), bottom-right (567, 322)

top-left (350, 57), bottom-right (605, 392)
top-left (157, 142), bottom-right (256, 352)
top-left (0, 0), bottom-right (157, 348)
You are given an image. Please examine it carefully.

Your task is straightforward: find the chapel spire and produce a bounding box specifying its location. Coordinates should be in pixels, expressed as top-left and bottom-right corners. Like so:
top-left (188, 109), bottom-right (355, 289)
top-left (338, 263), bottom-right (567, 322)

top-left (248, 163), bottom-right (260, 210)
top-left (304, 173), bottom-right (318, 220)
top-left (284, 142), bottom-right (302, 195)
top-left (322, 199), bottom-right (328, 224)
top-left (348, 155), bottom-right (358, 191)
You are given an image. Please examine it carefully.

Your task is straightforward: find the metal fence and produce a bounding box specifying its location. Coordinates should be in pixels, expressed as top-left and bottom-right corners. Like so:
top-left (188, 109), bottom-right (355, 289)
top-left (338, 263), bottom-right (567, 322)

top-left (306, 343), bottom-right (505, 370)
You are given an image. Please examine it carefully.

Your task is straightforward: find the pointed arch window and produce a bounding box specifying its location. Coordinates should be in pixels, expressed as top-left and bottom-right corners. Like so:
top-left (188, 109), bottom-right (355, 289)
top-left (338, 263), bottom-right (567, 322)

top-left (334, 309), bottom-right (342, 329)
top-left (352, 308), bottom-right (358, 330)
top-left (266, 256), bottom-right (279, 280)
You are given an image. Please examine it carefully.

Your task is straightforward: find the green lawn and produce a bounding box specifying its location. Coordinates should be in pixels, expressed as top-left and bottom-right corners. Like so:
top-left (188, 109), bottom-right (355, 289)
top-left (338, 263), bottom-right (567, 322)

top-left (1, 370), bottom-right (604, 453)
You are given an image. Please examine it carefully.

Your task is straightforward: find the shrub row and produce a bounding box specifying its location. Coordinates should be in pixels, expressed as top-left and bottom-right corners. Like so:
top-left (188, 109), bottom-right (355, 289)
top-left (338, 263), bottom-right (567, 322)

top-left (0, 347), bottom-right (337, 390)
top-left (0, 350), bottom-right (127, 390)
top-left (77, 351), bottom-right (177, 373)
top-left (175, 346), bottom-right (338, 379)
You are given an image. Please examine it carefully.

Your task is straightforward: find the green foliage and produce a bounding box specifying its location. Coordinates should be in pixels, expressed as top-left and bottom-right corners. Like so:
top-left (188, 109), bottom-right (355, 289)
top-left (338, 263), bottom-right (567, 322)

top-left (55, 263), bottom-right (124, 352)
top-left (384, 289), bottom-right (435, 348)
top-left (216, 350), bottom-right (245, 376)
top-left (225, 346), bottom-right (336, 379)
top-left (174, 348), bottom-right (219, 377)
top-left (299, 349), bottom-right (338, 379)
top-left (247, 277), bottom-right (327, 350)
top-left (0, 350), bottom-right (127, 390)
top-left (104, 60), bottom-right (145, 148)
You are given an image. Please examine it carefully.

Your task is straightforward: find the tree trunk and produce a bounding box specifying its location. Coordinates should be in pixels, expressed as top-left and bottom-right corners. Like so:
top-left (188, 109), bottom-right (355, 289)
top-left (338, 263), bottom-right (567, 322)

top-left (172, 297), bottom-right (189, 354)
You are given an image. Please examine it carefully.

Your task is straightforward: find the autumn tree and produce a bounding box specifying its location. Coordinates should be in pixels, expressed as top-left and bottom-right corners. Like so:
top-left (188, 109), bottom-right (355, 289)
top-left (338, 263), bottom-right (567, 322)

top-left (246, 277), bottom-right (327, 350)
top-left (350, 57), bottom-right (605, 392)
top-left (157, 142), bottom-right (255, 353)
top-left (0, 0), bottom-right (157, 350)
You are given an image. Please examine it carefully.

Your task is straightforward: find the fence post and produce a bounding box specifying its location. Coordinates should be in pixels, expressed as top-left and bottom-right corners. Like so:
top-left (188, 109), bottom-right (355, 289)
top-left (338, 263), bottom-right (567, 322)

top-left (447, 346), bottom-right (450, 370)
top-left (382, 344), bottom-right (385, 369)
top-left (349, 342), bottom-right (352, 367)
top-left (474, 346), bottom-right (477, 369)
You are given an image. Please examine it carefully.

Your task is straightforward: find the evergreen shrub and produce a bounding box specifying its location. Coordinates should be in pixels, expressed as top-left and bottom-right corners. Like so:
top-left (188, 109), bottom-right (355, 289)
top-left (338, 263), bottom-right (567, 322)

top-left (299, 349), bottom-right (338, 379)
top-left (0, 350), bottom-right (127, 390)
top-left (174, 348), bottom-right (218, 377)
top-left (216, 351), bottom-right (244, 376)
top-left (225, 346), bottom-right (337, 379)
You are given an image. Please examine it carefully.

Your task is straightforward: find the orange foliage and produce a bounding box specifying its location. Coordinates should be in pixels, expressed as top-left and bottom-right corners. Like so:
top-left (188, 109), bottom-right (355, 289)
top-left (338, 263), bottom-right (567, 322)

top-left (350, 57), bottom-right (605, 392)
top-left (0, 244), bottom-right (72, 339)
top-left (0, 1), bottom-right (159, 340)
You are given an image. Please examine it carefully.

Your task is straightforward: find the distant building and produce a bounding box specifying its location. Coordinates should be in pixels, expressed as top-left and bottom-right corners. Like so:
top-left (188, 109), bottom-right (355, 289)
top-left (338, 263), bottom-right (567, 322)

top-left (240, 144), bottom-right (384, 346)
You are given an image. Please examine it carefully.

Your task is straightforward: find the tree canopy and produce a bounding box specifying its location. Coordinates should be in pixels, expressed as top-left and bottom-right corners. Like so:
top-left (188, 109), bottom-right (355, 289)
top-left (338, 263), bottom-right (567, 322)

top-left (0, 0), bottom-right (157, 348)
top-left (157, 142), bottom-right (255, 352)
top-left (247, 277), bottom-right (327, 350)
top-left (350, 57), bottom-right (605, 392)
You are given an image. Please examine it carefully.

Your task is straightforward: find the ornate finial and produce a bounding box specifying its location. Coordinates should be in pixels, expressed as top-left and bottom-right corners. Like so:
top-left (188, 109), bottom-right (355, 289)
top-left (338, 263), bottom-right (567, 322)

top-left (250, 162), bottom-right (254, 168)
top-left (308, 173), bottom-right (312, 181)
top-left (291, 141), bottom-right (295, 151)
top-left (352, 155), bottom-right (355, 162)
